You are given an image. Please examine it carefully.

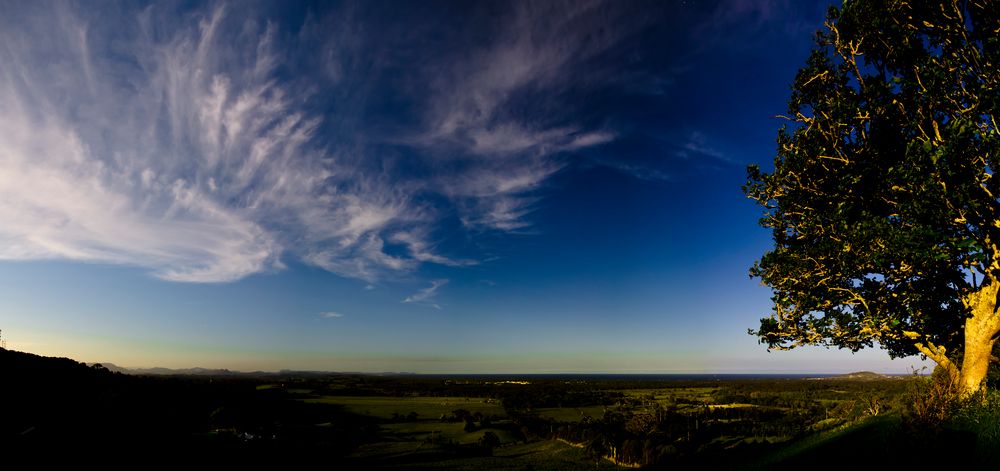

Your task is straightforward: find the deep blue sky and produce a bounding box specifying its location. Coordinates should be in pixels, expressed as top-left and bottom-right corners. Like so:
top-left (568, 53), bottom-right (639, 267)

top-left (0, 0), bottom-right (929, 373)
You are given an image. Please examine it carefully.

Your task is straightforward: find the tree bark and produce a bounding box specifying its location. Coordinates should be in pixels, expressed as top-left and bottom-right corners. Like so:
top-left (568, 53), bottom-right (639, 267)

top-left (957, 283), bottom-right (1000, 396)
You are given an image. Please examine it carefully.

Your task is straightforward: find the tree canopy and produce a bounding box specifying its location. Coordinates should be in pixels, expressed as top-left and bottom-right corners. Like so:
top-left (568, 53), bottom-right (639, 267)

top-left (745, 0), bottom-right (1000, 395)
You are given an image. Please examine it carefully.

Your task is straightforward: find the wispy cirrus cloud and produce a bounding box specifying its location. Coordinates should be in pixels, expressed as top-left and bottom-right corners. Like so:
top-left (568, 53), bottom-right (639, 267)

top-left (0, 4), bottom-right (286, 282)
top-left (0, 2), bottom-right (442, 283)
top-left (320, 311), bottom-right (345, 319)
top-left (675, 131), bottom-right (732, 163)
top-left (409, 1), bottom-right (628, 231)
top-left (403, 279), bottom-right (449, 309)
top-left (696, 0), bottom-right (824, 50)
top-left (0, 1), bottom-right (642, 284)
top-left (388, 231), bottom-right (477, 267)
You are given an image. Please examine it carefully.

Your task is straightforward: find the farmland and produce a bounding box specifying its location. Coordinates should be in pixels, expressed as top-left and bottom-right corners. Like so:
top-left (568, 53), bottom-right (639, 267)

top-left (246, 372), bottom-right (921, 468)
top-left (6, 348), bottom-right (994, 468)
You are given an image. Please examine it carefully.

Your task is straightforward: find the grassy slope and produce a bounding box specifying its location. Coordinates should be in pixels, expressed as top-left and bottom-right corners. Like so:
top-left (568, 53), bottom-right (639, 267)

top-left (350, 439), bottom-right (624, 470)
top-left (743, 413), bottom-right (978, 470)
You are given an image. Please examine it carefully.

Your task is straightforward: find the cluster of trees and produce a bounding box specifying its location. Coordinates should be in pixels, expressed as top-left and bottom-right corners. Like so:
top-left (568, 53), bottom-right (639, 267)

top-left (504, 399), bottom-right (839, 467)
top-left (493, 380), bottom-right (893, 468)
top-left (443, 408), bottom-right (501, 431)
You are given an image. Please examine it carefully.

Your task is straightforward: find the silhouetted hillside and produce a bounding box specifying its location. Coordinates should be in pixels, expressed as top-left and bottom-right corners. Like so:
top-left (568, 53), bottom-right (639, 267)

top-left (2, 348), bottom-right (226, 450)
top-left (92, 361), bottom-right (353, 377)
top-left (98, 364), bottom-right (240, 376)
top-left (0, 348), bottom-right (374, 464)
top-left (1, 348), bottom-right (124, 435)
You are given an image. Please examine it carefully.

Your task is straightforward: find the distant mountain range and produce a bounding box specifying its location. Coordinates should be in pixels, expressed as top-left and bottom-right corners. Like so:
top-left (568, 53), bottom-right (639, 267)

top-left (90, 363), bottom-right (910, 380)
top-left (830, 371), bottom-right (900, 380)
top-left (93, 362), bottom-right (241, 376)
top-left (88, 362), bottom-right (375, 378)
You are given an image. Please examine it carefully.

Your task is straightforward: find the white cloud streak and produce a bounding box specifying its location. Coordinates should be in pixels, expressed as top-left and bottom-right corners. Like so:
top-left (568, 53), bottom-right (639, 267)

top-left (675, 131), bottom-right (732, 163)
top-left (403, 279), bottom-right (449, 309)
top-left (412, 1), bottom-right (621, 231)
top-left (320, 311), bottom-right (344, 318)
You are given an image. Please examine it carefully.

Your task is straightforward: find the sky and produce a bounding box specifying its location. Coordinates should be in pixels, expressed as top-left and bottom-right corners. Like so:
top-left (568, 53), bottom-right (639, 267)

top-left (0, 0), bottom-right (932, 373)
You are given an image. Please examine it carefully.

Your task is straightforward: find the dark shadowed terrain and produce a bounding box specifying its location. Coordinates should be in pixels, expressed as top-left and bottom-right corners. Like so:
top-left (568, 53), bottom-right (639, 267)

top-left (6, 347), bottom-right (997, 468)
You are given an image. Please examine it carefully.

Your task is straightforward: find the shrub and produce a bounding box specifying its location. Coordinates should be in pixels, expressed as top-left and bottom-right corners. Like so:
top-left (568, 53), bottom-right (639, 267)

top-left (950, 390), bottom-right (1000, 461)
top-left (904, 367), bottom-right (964, 432)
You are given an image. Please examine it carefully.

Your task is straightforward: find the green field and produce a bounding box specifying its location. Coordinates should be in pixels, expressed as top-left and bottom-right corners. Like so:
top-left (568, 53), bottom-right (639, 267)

top-left (535, 405), bottom-right (608, 422)
top-left (242, 374), bottom-right (932, 468)
top-left (293, 393), bottom-right (636, 468)
top-left (353, 438), bottom-right (623, 470)
top-left (304, 396), bottom-right (504, 420)
top-left (417, 439), bottom-right (622, 470)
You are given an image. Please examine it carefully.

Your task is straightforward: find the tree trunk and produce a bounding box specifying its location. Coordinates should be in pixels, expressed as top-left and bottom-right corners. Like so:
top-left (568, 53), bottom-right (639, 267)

top-left (958, 330), bottom-right (993, 396)
top-left (957, 283), bottom-right (1000, 396)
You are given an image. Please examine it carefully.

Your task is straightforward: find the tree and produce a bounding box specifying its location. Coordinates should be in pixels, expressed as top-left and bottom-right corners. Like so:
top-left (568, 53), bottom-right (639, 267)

top-left (745, 0), bottom-right (1000, 396)
top-left (478, 430), bottom-right (501, 454)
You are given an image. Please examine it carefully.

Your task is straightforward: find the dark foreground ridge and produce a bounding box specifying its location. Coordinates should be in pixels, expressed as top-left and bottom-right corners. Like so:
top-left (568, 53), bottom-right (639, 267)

top-left (1, 348), bottom-right (992, 469)
top-left (0, 348), bottom-right (375, 465)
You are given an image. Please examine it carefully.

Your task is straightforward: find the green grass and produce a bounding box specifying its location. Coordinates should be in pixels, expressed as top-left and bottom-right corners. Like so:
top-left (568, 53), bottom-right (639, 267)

top-left (348, 423), bottom-right (505, 461)
top-left (303, 396), bottom-right (505, 420)
top-left (304, 386), bottom-right (929, 469)
top-left (305, 395), bottom-right (623, 469)
top-left (379, 422), bottom-right (518, 444)
top-left (948, 391), bottom-right (1000, 464)
top-left (308, 395), bottom-right (534, 465)
top-left (618, 387), bottom-right (721, 411)
top-left (355, 439), bottom-right (624, 470)
top-left (739, 414), bottom-right (900, 470)
top-left (535, 406), bottom-right (607, 422)
top-left (739, 412), bottom-right (987, 469)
